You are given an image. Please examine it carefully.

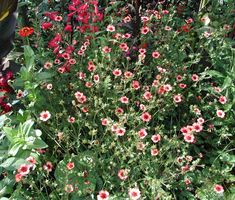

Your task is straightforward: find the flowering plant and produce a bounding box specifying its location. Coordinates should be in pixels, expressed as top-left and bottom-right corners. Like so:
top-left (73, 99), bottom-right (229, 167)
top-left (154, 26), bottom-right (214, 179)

top-left (0, 0), bottom-right (235, 199)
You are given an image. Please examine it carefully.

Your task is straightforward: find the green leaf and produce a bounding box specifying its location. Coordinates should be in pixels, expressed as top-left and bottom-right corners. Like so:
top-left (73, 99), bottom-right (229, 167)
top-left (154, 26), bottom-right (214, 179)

top-left (28, 138), bottom-right (48, 149)
top-left (36, 72), bottom-right (54, 81)
top-left (9, 143), bottom-right (23, 156)
top-left (0, 157), bottom-right (16, 168)
top-left (24, 46), bottom-right (35, 71)
top-left (222, 76), bottom-right (232, 90)
top-left (21, 120), bottom-right (34, 137)
top-left (3, 127), bottom-right (18, 143)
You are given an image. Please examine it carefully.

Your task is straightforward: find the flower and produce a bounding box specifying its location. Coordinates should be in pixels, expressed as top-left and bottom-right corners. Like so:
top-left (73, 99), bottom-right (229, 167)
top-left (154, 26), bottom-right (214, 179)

top-left (64, 184), bottom-right (74, 193)
top-left (15, 173), bottom-right (23, 182)
top-left (18, 27), bottom-right (34, 37)
top-left (18, 164), bottom-right (31, 176)
top-left (141, 26), bottom-right (150, 34)
top-left (216, 110), bottom-right (225, 118)
top-left (66, 162), bottom-right (75, 170)
top-left (97, 190), bottom-right (109, 200)
top-left (128, 188), bottom-right (141, 200)
top-left (120, 96), bottom-right (129, 104)
top-left (39, 111), bottom-right (51, 121)
top-left (151, 148), bottom-right (159, 156)
top-left (173, 94), bottom-right (182, 103)
top-left (118, 169), bottom-right (128, 180)
top-left (151, 134), bottom-right (161, 143)
top-left (141, 112), bottom-right (152, 122)
top-left (138, 129), bottom-right (148, 139)
top-left (184, 134), bottom-right (195, 143)
top-left (214, 184), bottom-right (224, 194)
top-left (152, 51), bottom-right (161, 58)
top-left (43, 161), bottom-right (53, 172)
top-left (106, 25), bottom-right (115, 32)
top-left (219, 96), bottom-right (227, 104)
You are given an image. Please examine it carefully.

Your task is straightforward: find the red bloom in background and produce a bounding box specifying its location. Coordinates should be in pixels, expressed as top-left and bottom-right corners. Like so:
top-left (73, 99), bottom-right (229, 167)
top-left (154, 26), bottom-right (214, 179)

top-left (18, 27), bottom-right (34, 37)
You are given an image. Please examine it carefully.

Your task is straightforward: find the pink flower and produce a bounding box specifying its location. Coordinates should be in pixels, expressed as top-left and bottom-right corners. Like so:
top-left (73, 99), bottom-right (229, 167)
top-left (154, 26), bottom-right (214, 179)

top-left (120, 96), bottom-right (129, 104)
top-left (101, 118), bottom-right (108, 126)
top-left (39, 111), bottom-right (51, 121)
top-left (152, 51), bottom-right (161, 58)
top-left (102, 46), bottom-right (111, 53)
top-left (118, 169), bottom-right (128, 180)
top-left (26, 156), bottom-right (36, 165)
top-left (138, 129), bottom-right (148, 139)
top-left (151, 134), bottom-right (161, 143)
top-left (106, 25), bottom-right (115, 32)
top-left (191, 74), bottom-right (199, 81)
top-left (184, 134), bottom-right (195, 143)
top-left (115, 128), bottom-right (126, 136)
top-left (219, 96), bottom-right (227, 104)
top-left (173, 94), bottom-right (182, 103)
top-left (15, 173), bottom-right (23, 182)
top-left (128, 188), bottom-right (141, 200)
top-left (124, 71), bottom-right (133, 78)
top-left (18, 164), bottom-right (31, 176)
top-left (141, 112), bottom-right (152, 122)
top-left (151, 148), bottom-right (159, 156)
top-left (113, 69), bottom-right (122, 76)
top-left (66, 162), bottom-right (75, 170)
top-left (197, 117), bottom-right (205, 124)
top-left (132, 81), bottom-right (140, 90)
top-left (41, 22), bottom-right (52, 30)
top-left (43, 161), bottom-right (53, 172)
top-left (64, 184), bottom-right (74, 193)
top-left (192, 123), bottom-right (203, 133)
top-left (97, 190), bottom-right (109, 200)
top-left (68, 117), bottom-right (75, 123)
top-left (74, 91), bottom-right (87, 104)
top-left (141, 26), bottom-right (150, 34)
top-left (214, 184), bottom-right (224, 194)
top-left (143, 91), bottom-right (152, 101)
top-left (216, 110), bottom-right (225, 118)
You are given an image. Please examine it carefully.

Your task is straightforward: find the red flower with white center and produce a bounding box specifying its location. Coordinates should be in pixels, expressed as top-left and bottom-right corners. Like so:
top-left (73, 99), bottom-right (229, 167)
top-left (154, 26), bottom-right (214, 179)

top-left (143, 91), bottom-right (152, 101)
top-left (184, 178), bottom-right (191, 185)
top-left (106, 25), bottom-right (115, 32)
top-left (219, 96), bottom-right (227, 104)
top-left (118, 169), bottom-right (128, 180)
top-left (102, 46), bottom-right (111, 53)
top-left (141, 26), bottom-right (150, 34)
top-left (120, 96), bottom-right (129, 104)
top-left (93, 74), bottom-right (100, 83)
top-left (151, 148), bottom-right (159, 156)
top-left (116, 128), bottom-right (126, 136)
top-left (68, 117), bottom-right (75, 123)
top-left (139, 48), bottom-right (146, 54)
top-left (123, 16), bottom-right (131, 23)
top-left (116, 107), bottom-right (124, 115)
top-left (163, 84), bottom-right (172, 92)
top-left (164, 26), bottom-right (172, 31)
top-left (132, 80), bottom-right (140, 90)
top-left (124, 71), bottom-right (133, 78)
top-left (192, 123), bottom-right (203, 133)
top-left (140, 104), bottom-right (146, 111)
top-left (184, 134), bottom-right (195, 143)
top-left (39, 111), bottom-right (51, 122)
top-left (64, 184), bottom-right (74, 193)
top-left (18, 164), bottom-right (31, 176)
top-left (141, 112), bottom-right (152, 122)
top-left (97, 190), bottom-right (109, 200)
top-left (66, 162), bottom-right (75, 170)
top-left (26, 156), bottom-right (36, 165)
top-left (43, 161), bottom-right (53, 172)
top-left (173, 94), bottom-right (182, 103)
top-left (197, 117), bottom-right (205, 124)
top-left (151, 134), bottom-right (161, 143)
top-left (216, 110), bottom-right (225, 118)
top-left (101, 118), bottom-right (108, 126)
top-left (44, 62), bottom-right (53, 69)
top-left (128, 188), bottom-right (141, 200)
top-left (15, 173), bottom-right (23, 182)
top-left (214, 184), bottom-right (224, 194)
top-left (191, 74), bottom-right (199, 81)
top-left (152, 51), bottom-right (161, 58)
top-left (112, 69), bottom-right (122, 76)
top-left (179, 83), bottom-right (187, 89)
top-left (138, 129), bottom-right (148, 139)
top-left (186, 18), bottom-right (194, 24)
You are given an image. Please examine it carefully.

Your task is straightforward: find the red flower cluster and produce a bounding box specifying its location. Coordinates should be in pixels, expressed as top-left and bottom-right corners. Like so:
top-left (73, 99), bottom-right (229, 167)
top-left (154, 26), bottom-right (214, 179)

top-left (18, 27), bottom-right (34, 37)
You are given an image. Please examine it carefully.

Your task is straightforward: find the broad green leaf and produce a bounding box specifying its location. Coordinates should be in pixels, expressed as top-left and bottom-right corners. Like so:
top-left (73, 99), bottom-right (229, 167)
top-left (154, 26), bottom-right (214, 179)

top-left (8, 143), bottom-right (23, 156)
top-left (0, 157), bottom-right (16, 168)
top-left (24, 46), bottom-right (35, 71)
